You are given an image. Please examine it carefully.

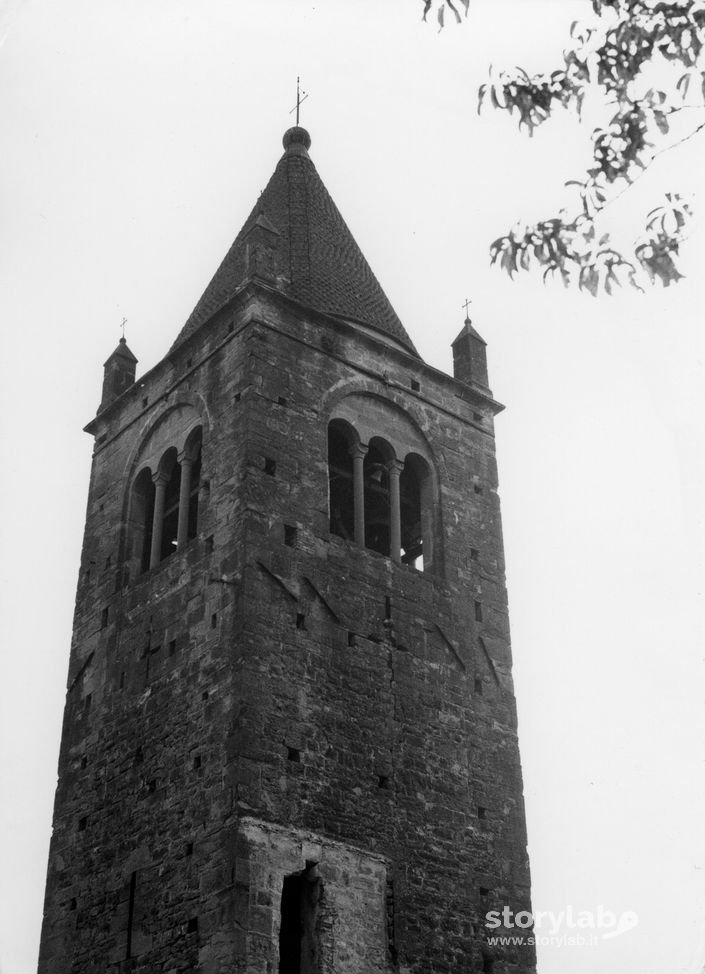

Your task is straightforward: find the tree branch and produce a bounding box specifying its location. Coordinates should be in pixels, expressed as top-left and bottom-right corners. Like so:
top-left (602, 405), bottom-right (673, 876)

top-left (574, 117), bottom-right (705, 222)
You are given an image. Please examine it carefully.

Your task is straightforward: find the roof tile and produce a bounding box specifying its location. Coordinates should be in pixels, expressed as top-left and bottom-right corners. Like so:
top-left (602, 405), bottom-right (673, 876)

top-left (172, 127), bottom-right (418, 356)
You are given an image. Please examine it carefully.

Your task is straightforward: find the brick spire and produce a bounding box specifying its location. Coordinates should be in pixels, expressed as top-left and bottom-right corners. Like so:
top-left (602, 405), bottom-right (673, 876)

top-left (172, 127), bottom-right (419, 357)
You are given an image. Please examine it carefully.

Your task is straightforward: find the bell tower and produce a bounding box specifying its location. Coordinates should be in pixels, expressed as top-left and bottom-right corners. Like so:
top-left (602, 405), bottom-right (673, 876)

top-left (38, 127), bottom-right (534, 974)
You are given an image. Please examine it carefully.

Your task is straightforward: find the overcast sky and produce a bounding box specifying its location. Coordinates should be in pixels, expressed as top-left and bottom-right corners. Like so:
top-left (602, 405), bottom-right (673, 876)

top-left (1, 2), bottom-right (704, 973)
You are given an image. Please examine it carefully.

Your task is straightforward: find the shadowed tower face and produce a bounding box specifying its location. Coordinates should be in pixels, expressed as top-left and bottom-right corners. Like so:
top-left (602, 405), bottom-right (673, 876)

top-left (38, 126), bottom-right (535, 974)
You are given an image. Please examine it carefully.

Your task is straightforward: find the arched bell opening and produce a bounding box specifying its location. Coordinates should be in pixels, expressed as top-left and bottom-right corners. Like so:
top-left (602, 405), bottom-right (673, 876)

top-left (327, 419), bottom-right (358, 542)
top-left (157, 448), bottom-right (180, 562)
top-left (182, 426), bottom-right (203, 543)
top-left (364, 437), bottom-right (395, 558)
top-left (130, 467), bottom-right (155, 575)
top-left (326, 396), bottom-right (441, 574)
top-left (127, 425), bottom-right (206, 576)
top-left (400, 452), bottom-right (433, 572)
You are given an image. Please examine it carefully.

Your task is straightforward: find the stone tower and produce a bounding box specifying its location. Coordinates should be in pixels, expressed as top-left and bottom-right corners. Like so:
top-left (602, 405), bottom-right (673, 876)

top-left (38, 126), bottom-right (534, 974)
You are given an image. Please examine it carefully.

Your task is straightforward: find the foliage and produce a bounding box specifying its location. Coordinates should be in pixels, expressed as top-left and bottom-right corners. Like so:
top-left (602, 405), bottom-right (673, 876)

top-left (426, 0), bottom-right (705, 292)
top-left (422, 0), bottom-right (470, 28)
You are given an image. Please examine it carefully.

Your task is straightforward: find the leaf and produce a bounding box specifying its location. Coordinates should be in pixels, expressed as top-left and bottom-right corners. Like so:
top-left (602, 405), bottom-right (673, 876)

top-left (446, 0), bottom-right (462, 24)
top-left (585, 268), bottom-right (599, 297)
top-left (676, 71), bottom-right (692, 97)
top-left (608, 268), bottom-right (622, 290)
top-left (500, 246), bottom-right (518, 278)
top-left (489, 237), bottom-right (506, 265)
top-left (654, 111), bottom-right (669, 135)
top-left (438, 5), bottom-right (445, 28)
top-left (578, 263), bottom-right (599, 296)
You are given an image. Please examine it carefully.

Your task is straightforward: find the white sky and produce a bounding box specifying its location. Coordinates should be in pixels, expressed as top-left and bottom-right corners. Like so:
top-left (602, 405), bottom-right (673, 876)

top-left (1, 2), bottom-right (704, 973)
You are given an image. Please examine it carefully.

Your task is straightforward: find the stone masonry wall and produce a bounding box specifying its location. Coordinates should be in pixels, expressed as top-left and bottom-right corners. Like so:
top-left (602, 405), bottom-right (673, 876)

top-left (38, 282), bottom-right (534, 974)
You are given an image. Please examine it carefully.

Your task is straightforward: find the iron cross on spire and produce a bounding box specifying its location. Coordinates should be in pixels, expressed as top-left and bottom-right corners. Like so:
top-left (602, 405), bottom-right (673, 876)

top-left (290, 76), bottom-right (309, 126)
top-left (462, 298), bottom-right (472, 319)
top-left (120, 317), bottom-right (127, 340)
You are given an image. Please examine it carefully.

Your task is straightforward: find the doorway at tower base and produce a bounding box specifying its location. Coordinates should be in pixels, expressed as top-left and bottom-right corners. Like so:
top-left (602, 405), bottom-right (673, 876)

top-left (203, 817), bottom-right (391, 974)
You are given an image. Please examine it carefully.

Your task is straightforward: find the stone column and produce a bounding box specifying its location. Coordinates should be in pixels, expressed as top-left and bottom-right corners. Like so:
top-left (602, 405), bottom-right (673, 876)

top-left (351, 444), bottom-right (368, 547)
top-left (176, 453), bottom-right (193, 548)
top-left (387, 459), bottom-right (404, 565)
top-left (149, 471), bottom-right (169, 570)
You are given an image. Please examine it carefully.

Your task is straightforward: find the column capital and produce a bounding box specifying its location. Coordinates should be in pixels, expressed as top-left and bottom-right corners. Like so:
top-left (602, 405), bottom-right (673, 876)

top-left (386, 458), bottom-right (404, 477)
top-left (152, 469), bottom-right (171, 487)
top-left (177, 450), bottom-right (194, 466)
top-left (349, 443), bottom-right (368, 461)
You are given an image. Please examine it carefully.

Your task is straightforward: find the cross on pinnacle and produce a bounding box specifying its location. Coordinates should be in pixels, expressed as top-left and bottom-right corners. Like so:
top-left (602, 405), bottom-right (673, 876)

top-left (120, 317), bottom-right (127, 340)
top-left (290, 76), bottom-right (309, 126)
top-left (462, 298), bottom-right (472, 320)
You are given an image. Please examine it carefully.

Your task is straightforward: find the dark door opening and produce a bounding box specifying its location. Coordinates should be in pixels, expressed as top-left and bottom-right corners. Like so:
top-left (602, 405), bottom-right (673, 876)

top-left (278, 866), bottom-right (322, 974)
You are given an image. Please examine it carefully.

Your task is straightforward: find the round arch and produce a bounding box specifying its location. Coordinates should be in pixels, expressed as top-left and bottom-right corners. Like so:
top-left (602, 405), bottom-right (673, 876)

top-left (122, 399), bottom-right (208, 580)
top-left (324, 389), bottom-right (442, 573)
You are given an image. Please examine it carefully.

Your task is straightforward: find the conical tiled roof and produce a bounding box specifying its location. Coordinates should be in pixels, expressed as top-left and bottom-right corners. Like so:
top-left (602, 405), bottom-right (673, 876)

top-left (103, 336), bottom-right (138, 367)
top-left (172, 127), bottom-right (418, 356)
